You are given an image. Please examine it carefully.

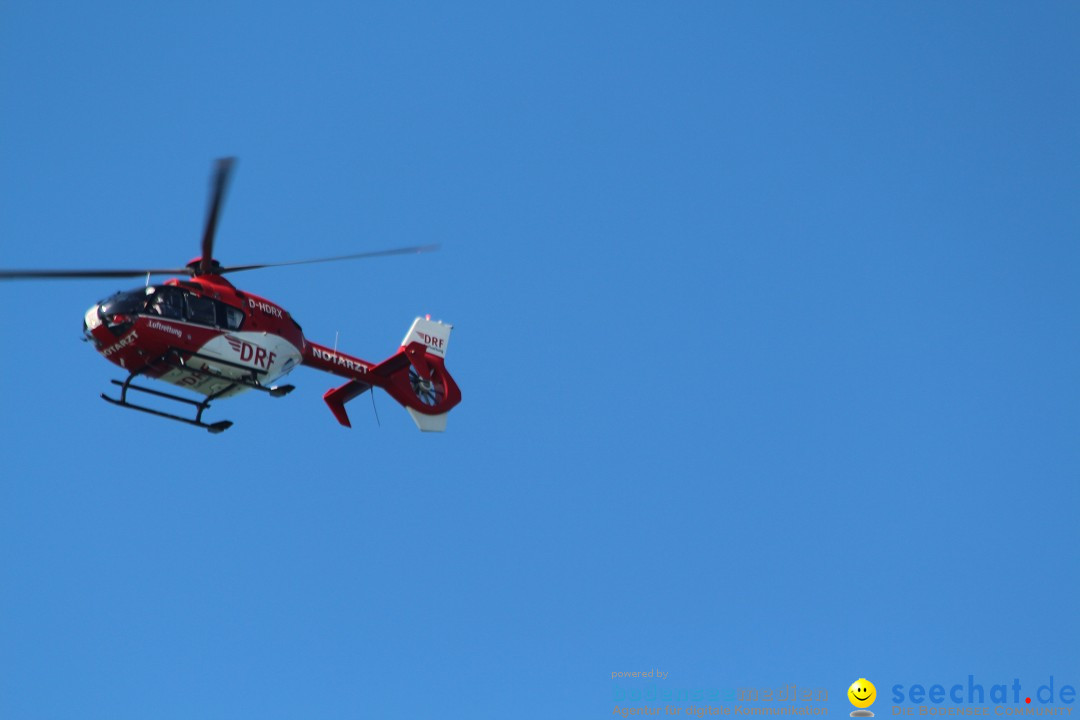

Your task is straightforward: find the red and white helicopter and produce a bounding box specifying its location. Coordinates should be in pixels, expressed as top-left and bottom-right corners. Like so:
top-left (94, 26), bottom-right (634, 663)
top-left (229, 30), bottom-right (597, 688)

top-left (0, 158), bottom-right (461, 433)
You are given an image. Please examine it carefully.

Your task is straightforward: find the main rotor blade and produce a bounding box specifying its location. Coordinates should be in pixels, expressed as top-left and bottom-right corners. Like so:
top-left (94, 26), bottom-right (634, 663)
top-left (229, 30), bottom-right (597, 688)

top-left (0, 268), bottom-right (187, 281)
top-left (220, 243), bottom-right (441, 274)
top-left (0, 244), bottom-right (439, 281)
top-left (199, 157), bottom-right (236, 276)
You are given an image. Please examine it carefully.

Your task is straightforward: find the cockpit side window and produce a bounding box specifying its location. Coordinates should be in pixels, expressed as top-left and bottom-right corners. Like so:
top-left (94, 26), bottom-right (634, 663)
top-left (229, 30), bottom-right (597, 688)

top-left (218, 303), bottom-right (244, 330)
top-left (147, 286), bottom-right (184, 319)
top-left (184, 293), bottom-right (218, 326)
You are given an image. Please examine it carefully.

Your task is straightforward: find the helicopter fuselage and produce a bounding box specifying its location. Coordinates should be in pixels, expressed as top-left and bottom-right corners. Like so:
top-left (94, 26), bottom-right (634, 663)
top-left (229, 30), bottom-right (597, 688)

top-left (83, 274), bottom-right (304, 398)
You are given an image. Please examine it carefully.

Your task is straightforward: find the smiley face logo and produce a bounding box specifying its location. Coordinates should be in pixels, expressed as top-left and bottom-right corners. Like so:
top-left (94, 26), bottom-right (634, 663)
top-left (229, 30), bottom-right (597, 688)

top-left (848, 679), bottom-right (876, 714)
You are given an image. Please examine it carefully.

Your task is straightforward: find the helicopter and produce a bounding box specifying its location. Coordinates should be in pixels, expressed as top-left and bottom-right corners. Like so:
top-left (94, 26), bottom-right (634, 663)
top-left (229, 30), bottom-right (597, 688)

top-left (0, 158), bottom-right (461, 433)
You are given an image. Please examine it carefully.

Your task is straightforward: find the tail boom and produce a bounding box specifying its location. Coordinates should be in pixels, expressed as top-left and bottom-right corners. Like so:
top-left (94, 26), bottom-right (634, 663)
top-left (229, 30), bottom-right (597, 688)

top-left (303, 318), bottom-right (461, 431)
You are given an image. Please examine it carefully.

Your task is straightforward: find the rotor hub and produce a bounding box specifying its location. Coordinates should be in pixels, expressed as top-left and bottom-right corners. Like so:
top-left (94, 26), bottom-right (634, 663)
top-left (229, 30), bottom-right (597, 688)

top-left (186, 257), bottom-right (224, 276)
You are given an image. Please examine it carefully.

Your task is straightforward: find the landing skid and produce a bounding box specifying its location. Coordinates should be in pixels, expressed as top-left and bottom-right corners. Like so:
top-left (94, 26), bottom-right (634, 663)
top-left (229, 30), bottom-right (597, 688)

top-left (102, 374), bottom-right (235, 433)
top-left (100, 351), bottom-right (296, 433)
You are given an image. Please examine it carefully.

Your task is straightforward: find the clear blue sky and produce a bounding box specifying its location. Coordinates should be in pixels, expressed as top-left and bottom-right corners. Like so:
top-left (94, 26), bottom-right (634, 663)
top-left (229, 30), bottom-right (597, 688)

top-left (2, 2), bottom-right (1077, 718)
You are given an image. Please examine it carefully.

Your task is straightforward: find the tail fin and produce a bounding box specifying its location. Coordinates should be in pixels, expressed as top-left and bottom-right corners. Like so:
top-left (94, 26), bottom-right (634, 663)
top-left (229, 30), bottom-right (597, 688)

top-left (322, 317), bottom-right (461, 431)
top-left (401, 316), bottom-right (451, 359)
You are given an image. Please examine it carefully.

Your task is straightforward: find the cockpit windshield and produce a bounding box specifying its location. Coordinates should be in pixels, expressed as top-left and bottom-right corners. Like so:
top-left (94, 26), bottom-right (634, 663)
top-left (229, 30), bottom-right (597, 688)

top-left (98, 287), bottom-right (153, 317)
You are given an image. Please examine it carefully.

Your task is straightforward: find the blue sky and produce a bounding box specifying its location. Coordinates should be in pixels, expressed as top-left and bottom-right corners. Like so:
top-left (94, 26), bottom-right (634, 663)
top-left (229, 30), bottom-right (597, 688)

top-left (1, 2), bottom-right (1078, 718)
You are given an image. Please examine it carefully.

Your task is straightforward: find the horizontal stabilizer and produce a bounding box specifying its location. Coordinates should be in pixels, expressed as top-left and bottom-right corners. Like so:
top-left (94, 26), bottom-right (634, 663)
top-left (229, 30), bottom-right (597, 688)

top-left (322, 379), bottom-right (371, 427)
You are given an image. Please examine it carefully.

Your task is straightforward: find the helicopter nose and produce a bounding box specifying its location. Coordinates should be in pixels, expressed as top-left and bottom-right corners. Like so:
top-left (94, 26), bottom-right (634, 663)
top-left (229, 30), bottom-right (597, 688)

top-left (83, 304), bottom-right (104, 346)
top-left (84, 304), bottom-right (103, 332)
